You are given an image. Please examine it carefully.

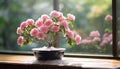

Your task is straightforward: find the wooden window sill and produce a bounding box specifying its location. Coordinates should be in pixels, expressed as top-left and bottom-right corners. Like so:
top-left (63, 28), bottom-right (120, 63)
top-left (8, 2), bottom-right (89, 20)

top-left (0, 54), bottom-right (120, 69)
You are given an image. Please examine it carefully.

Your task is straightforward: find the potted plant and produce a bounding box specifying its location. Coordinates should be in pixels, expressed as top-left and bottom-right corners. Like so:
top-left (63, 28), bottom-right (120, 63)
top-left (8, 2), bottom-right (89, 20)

top-left (16, 10), bottom-right (81, 60)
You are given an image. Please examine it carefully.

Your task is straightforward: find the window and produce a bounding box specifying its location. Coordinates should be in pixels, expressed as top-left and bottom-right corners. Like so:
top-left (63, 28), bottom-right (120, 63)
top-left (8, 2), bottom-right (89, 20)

top-left (0, 0), bottom-right (119, 58)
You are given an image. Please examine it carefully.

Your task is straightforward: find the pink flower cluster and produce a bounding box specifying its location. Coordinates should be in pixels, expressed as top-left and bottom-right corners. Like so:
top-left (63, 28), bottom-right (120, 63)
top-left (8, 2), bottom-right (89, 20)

top-left (89, 30), bottom-right (100, 37)
top-left (100, 33), bottom-right (112, 46)
top-left (17, 10), bottom-right (81, 46)
top-left (81, 30), bottom-right (101, 45)
top-left (17, 19), bottom-right (34, 34)
top-left (79, 15), bottom-right (113, 47)
top-left (80, 30), bottom-right (112, 47)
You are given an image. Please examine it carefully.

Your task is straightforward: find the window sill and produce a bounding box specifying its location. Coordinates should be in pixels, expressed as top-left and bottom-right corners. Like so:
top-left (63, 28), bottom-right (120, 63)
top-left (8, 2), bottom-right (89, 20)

top-left (0, 54), bottom-right (120, 69)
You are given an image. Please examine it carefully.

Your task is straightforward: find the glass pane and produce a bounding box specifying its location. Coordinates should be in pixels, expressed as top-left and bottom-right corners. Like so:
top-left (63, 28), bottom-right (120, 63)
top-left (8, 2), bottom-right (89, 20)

top-left (59, 0), bottom-right (112, 55)
top-left (118, 0), bottom-right (120, 57)
top-left (0, 0), bottom-right (113, 56)
top-left (0, 0), bottom-right (53, 52)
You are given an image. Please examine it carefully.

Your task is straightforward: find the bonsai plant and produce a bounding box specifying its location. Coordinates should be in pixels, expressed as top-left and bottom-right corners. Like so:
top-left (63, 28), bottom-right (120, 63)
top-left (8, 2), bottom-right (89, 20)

top-left (16, 10), bottom-right (81, 60)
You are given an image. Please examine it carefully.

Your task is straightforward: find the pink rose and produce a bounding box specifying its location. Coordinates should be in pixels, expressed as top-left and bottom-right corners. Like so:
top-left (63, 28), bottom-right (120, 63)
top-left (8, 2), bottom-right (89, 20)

top-left (51, 25), bottom-right (60, 32)
top-left (44, 19), bottom-right (53, 27)
top-left (17, 36), bottom-right (24, 45)
top-left (75, 35), bottom-right (81, 45)
top-left (30, 28), bottom-right (39, 36)
top-left (37, 32), bottom-right (45, 39)
top-left (41, 14), bottom-right (49, 20)
top-left (58, 12), bottom-right (66, 21)
top-left (92, 37), bottom-right (101, 42)
top-left (40, 26), bottom-right (49, 33)
top-left (59, 12), bottom-right (63, 17)
top-left (67, 13), bottom-right (75, 21)
top-left (50, 10), bottom-right (60, 17)
top-left (20, 21), bottom-right (27, 29)
top-left (26, 19), bottom-right (34, 25)
top-left (105, 15), bottom-right (112, 21)
top-left (81, 39), bottom-right (92, 45)
top-left (16, 27), bottom-right (22, 34)
top-left (67, 30), bottom-right (74, 39)
top-left (35, 19), bottom-right (43, 27)
top-left (59, 16), bottom-right (66, 21)
top-left (61, 20), bottom-right (68, 29)
top-left (89, 30), bottom-right (100, 37)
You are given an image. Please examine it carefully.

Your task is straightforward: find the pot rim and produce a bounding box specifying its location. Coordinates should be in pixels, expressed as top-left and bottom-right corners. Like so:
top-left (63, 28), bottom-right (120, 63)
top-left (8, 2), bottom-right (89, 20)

top-left (32, 46), bottom-right (66, 51)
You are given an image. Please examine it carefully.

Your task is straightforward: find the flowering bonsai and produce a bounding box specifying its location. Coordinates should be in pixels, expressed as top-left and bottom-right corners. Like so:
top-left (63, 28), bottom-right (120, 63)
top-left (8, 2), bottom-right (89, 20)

top-left (17, 10), bottom-right (81, 48)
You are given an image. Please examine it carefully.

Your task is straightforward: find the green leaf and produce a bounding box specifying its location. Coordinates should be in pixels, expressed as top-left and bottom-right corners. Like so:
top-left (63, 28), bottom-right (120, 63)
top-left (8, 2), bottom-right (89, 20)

top-left (60, 26), bottom-right (66, 37)
top-left (67, 20), bottom-right (74, 29)
top-left (67, 38), bottom-right (75, 47)
top-left (105, 28), bottom-right (111, 33)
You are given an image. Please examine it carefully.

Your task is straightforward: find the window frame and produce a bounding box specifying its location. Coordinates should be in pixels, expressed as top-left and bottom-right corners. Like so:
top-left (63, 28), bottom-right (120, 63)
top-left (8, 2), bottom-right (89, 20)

top-left (112, 0), bottom-right (119, 58)
top-left (0, 0), bottom-right (119, 59)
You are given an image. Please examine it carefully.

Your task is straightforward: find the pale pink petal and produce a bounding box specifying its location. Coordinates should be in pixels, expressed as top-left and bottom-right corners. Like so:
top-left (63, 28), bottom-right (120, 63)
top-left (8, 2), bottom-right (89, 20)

top-left (56, 22), bottom-right (61, 25)
top-left (16, 27), bottom-right (22, 34)
top-left (30, 28), bottom-right (39, 36)
top-left (89, 30), bottom-right (100, 37)
top-left (20, 21), bottom-right (27, 29)
top-left (50, 10), bottom-right (60, 17)
top-left (35, 19), bottom-right (43, 27)
top-left (81, 39), bottom-right (92, 44)
top-left (44, 19), bottom-right (53, 27)
top-left (41, 14), bottom-right (49, 20)
top-left (92, 37), bottom-right (101, 42)
top-left (67, 13), bottom-right (75, 21)
top-left (37, 32), bottom-right (45, 39)
top-left (58, 12), bottom-right (66, 21)
top-left (67, 30), bottom-right (74, 39)
top-left (17, 36), bottom-right (24, 45)
top-left (26, 19), bottom-right (34, 25)
top-left (75, 35), bottom-right (81, 45)
top-left (59, 16), bottom-right (66, 21)
top-left (40, 26), bottom-right (49, 33)
top-left (105, 15), bottom-right (112, 21)
top-left (61, 20), bottom-right (68, 29)
top-left (59, 12), bottom-right (63, 17)
top-left (51, 25), bottom-right (60, 32)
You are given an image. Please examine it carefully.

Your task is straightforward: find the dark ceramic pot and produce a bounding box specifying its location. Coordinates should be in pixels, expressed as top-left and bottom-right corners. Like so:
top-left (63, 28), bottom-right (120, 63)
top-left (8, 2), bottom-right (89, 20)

top-left (32, 47), bottom-right (65, 60)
